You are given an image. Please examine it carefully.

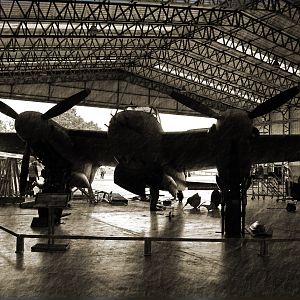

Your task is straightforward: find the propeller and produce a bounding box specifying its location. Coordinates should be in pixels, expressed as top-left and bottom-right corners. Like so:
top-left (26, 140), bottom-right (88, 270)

top-left (170, 91), bottom-right (220, 119)
top-left (0, 101), bottom-right (19, 119)
top-left (19, 142), bottom-right (31, 196)
top-left (171, 85), bottom-right (300, 119)
top-left (248, 85), bottom-right (300, 119)
top-left (0, 88), bottom-right (91, 121)
top-left (42, 88), bottom-right (91, 120)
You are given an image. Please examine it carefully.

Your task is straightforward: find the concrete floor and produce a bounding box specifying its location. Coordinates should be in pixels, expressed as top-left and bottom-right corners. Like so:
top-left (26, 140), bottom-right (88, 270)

top-left (1, 178), bottom-right (300, 298)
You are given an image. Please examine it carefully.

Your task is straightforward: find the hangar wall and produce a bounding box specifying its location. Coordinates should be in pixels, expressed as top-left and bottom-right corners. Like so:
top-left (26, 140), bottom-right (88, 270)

top-left (0, 80), bottom-right (202, 117)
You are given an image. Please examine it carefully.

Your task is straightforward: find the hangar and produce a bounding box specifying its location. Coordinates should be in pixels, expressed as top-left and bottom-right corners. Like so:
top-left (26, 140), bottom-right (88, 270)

top-left (0, 0), bottom-right (300, 298)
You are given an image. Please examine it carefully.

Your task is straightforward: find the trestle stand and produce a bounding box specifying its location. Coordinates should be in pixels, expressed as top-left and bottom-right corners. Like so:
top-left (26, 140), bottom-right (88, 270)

top-left (31, 193), bottom-right (70, 252)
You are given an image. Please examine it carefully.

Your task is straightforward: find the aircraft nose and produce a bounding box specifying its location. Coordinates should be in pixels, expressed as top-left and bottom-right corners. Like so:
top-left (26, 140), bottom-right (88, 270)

top-left (217, 110), bottom-right (253, 138)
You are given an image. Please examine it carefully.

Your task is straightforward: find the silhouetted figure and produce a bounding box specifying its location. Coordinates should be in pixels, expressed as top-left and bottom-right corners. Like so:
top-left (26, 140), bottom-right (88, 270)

top-left (210, 188), bottom-right (221, 208)
top-left (100, 166), bottom-right (106, 179)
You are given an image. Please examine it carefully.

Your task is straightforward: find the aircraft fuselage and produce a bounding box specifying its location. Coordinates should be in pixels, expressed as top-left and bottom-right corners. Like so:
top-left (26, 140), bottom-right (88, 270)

top-left (108, 109), bottom-right (186, 198)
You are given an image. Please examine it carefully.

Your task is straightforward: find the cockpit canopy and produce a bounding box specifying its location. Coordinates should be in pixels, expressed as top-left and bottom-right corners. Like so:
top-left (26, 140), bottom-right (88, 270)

top-left (124, 106), bottom-right (161, 123)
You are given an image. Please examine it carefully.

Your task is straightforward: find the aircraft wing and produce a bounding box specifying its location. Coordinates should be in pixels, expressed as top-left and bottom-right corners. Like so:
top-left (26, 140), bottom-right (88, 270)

top-left (162, 129), bottom-right (216, 171)
top-left (251, 135), bottom-right (300, 164)
top-left (67, 129), bottom-right (116, 166)
top-left (162, 131), bottom-right (300, 172)
top-left (0, 130), bottom-right (116, 166)
top-left (0, 132), bottom-right (25, 154)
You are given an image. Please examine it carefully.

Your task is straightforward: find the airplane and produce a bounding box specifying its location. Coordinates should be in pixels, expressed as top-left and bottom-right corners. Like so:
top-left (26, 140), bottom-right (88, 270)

top-left (0, 85), bottom-right (300, 235)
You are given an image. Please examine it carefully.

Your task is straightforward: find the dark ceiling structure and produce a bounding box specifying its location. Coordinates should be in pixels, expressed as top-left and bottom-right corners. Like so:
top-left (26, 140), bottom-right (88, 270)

top-left (0, 0), bottom-right (299, 117)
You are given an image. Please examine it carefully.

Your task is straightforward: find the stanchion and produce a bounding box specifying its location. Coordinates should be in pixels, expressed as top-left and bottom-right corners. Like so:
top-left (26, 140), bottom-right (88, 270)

top-left (16, 235), bottom-right (24, 254)
top-left (144, 238), bottom-right (152, 256)
top-left (259, 240), bottom-right (269, 257)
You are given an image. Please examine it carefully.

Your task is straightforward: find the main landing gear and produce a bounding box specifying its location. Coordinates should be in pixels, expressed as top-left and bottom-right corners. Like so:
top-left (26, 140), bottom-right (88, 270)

top-left (218, 176), bottom-right (250, 237)
top-left (149, 187), bottom-right (159, 211)
top-left (149, 188), bottom-right (184, 211)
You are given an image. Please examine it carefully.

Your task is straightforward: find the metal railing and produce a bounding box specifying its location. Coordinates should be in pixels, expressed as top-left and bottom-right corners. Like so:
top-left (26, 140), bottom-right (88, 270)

top-left (2, 225), bottom-right (300, 257)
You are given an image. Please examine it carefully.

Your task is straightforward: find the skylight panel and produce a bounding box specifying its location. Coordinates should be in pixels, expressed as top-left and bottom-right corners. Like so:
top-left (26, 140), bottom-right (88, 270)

top-left (154, 63), bottom-right (261, 103)
top-left (217, 37), bottom-right (300, 77)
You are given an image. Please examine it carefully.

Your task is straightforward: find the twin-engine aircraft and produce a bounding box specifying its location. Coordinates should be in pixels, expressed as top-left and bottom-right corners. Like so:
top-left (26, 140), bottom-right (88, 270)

top-left (0, 85), bottom-right (300, 218)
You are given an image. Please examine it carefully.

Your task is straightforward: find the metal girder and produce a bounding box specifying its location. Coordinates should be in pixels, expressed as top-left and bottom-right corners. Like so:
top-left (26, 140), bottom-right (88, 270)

top-left (237, 10), bottom-right (299, 52)
top-left (0, 2), bottom-right (244, 35)
top-left (1, 2), bottom-right (299, 52)
top-left (1, 31), bottom-right (299, 81)
top-left (214, 32), bottom-right (300, 76)
top-left (1, 3), bottom-right (299, 73)
top-left (127, 26), bottom-right (299, 80)
top-left (2, 33), bottom-right (298, 87)
top-left (185, 40), bottom-right (298, 87)
top-left (149, 46), bottom-right (287, 98)
top-left (246, 0), bottom-right (300, 24)
top-left (255, 114), bottom-right (271, 134)
top-left (142, 56), bottom-right (262, 107)
top-left (1, 0), bottom-right (299, 24)
top-left (0, 0), bottom-right (300, 115)
top-left (133, 65), bottom-right (255, 111)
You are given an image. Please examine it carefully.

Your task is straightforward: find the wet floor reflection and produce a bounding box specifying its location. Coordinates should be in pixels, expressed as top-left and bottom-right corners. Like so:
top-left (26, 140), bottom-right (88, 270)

top-left (1, 195), bottom-right (300, 297)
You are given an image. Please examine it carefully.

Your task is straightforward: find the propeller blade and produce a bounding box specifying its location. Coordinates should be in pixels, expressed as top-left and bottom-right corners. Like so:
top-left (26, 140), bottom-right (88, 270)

top-left (249, 85), bottom-right (300, 119)
top-left (0, 101), bottom-right (18, 119)
top-left (19, 142), bottom-right (31, 196)
top-left (170, 91), bottom-right (219, 119)
top-left (42, 88), bottom-right (91, 120)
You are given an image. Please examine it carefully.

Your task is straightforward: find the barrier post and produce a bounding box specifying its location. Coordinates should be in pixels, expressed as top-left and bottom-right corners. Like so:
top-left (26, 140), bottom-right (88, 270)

top-left (16, 235), bottom-right (24, 254)
top-left (259, 240), bottom-right (269, 257)
top-left (144, 238), bottom-right (152, 256)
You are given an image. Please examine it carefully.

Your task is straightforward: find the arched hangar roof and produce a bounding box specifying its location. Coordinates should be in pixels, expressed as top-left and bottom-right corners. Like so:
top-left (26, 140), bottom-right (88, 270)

top-left (0, 0), bottom-right (299, 117)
